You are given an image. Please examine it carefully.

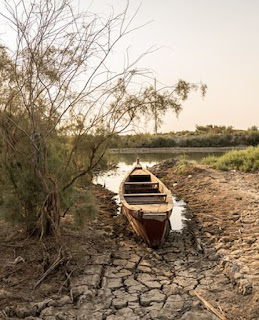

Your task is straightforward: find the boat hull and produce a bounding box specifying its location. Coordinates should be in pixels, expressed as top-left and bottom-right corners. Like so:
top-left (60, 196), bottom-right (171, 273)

top-left (119, 160), bottom-right (173, 248)
top-left (122, 206), bottom-right (172, 248)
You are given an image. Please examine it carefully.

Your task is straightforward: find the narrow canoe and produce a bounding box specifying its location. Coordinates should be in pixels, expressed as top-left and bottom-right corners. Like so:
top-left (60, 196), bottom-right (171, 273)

top-left (119, 159), bottom-right (173, 247)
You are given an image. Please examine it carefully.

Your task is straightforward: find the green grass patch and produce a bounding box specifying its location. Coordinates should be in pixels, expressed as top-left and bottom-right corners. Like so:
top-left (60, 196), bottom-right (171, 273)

top-left (202, 146), bottom-right (259, 172)
top-left (174, 155), bottom-right (195, 175)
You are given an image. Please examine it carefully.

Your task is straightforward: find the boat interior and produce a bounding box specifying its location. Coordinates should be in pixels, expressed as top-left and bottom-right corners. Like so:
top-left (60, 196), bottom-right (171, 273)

top-left (123, 168), bottom-right (168, 205)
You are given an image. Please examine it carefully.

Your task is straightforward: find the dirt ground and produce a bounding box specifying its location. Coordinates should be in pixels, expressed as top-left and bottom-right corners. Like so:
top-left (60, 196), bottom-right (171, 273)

top-left (152, 160), bottom-right (259, 318)
top-left (0, 162), bottom-right (258, 320)
top-left (0, 185), bottom-right (119, 318)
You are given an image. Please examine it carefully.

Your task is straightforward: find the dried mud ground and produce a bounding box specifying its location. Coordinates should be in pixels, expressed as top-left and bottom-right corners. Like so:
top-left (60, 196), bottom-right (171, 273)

top-left (0, 162), bottom-right (259, 320)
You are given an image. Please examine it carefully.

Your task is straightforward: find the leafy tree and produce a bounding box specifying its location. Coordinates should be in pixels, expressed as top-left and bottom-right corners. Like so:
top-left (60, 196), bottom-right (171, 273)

top-left (0, 0), bottom-right (149, 235)
top-left (107, 79), bottom-right (207, 134)
top-left (138, 80), bottom-right (207, 134)
top-left (0, 0), bottom-right (207, 236)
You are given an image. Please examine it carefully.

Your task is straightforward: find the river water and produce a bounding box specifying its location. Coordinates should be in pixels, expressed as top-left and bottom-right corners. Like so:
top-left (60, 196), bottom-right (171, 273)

top-left (94, 151), bottom-right (222, 231)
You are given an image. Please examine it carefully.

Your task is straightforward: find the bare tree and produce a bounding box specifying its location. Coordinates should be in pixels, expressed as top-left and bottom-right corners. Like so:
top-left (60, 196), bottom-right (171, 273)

top-left (0, 0), bottom-right (151, 235)
top-left (0, 0), bottom-right (206, 236)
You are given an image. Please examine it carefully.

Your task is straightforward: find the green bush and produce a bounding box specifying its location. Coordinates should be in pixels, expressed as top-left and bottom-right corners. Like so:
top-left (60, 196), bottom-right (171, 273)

top-left (109, 127), bottom-right (259, 149)
top-left (73, 192), bottom-right (98, 227)
top-left (202, 147), bottom-right (259, 172)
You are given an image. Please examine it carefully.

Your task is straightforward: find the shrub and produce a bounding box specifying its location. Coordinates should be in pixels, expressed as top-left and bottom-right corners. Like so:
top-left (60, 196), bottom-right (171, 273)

top-left (203, 147), bottom-right (259, 172)
top-left (73, 192), bottom-right (98, 228)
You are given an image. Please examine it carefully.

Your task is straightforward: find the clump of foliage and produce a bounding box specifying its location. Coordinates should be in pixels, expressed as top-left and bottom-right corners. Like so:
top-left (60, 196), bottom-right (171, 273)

top-left (174, 155), bottom-right (194, 175)
top-left (202, 147), bottom-right (259, 172)
top-left (195, 125), bottom-right (235, 135)
top-left (72, 192), bottom-right (98, 228)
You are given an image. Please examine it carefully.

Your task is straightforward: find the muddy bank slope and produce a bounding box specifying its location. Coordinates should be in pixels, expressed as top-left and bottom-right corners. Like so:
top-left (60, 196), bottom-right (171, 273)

top-left (153, 161), bottom-right (259, 317)
top-left (1, 164), bottom-right (259, 320)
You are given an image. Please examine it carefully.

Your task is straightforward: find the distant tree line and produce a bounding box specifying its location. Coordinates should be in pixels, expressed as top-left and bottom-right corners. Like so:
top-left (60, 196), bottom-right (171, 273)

top-left (110, 125), bottom-right (259, 148)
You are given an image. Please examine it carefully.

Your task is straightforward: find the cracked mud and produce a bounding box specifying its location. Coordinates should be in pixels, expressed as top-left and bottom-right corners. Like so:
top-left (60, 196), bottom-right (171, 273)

top-left (1, 162), bottom-right (258, 320)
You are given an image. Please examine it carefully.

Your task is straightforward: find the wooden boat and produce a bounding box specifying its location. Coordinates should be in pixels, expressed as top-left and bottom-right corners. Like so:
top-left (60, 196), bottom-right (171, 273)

top-left (119, 159), bottom-right (173, 247)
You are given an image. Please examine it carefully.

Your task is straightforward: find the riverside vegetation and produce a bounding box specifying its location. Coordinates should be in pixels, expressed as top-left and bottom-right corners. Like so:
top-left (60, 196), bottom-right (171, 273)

top-left (1, 150), bottom-right (259, 319)
top-left (203, 146), bottom-right (259, 172)
top-left (109, 125), bottom-right (259, 149)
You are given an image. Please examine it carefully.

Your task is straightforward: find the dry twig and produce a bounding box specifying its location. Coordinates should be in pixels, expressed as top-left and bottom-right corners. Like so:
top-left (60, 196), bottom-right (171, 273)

top-left (34, 246), bottom-right (65, 290)
top-left (193, 290), bottom-right (228, 320)
top-left (58, 268), bottom-right (76, 295)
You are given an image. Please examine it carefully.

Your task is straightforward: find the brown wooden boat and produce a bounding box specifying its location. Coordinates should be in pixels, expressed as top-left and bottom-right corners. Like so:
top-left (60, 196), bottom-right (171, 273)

top-left (119, 159), bottom-right (173, 247)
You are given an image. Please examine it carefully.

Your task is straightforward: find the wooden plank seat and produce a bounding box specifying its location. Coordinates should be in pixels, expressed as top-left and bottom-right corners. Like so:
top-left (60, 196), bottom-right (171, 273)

top-left (125, 182), bottom-right (159, 186)
top-left (125, 182), bottom-right (159, 194)
top-left (124, 193), bottom-right (167, 204)
top-left (127, 199), bottom-right (168, 204)
top-left (124, 193), bottom-right (167, 197)
top-left (125, 188), bottom-right (159, 194)
top-left (129, 174), bottom-right (151, 182)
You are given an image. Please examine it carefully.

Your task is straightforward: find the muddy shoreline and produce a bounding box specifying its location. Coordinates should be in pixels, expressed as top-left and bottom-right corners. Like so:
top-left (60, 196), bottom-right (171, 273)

top-left (0, 163), bottom-right (258, 320)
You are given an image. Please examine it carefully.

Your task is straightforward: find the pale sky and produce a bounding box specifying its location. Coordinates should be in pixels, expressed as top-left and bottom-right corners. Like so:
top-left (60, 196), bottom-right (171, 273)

top-left (87, 0), bottom-right (259, 132)
top-left (1, 0), bottom-right (259, 132)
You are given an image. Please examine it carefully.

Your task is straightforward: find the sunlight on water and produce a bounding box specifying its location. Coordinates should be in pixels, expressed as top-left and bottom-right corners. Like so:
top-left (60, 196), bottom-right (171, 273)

top-left (94, 160), bottom-right (188, 232)
top-left (171, 198), bottom-right (188, 231)
top-left (94, 161), bottom-right (156, 192)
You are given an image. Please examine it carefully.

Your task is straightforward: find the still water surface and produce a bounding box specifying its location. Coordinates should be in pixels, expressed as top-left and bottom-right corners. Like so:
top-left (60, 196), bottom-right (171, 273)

top-left (95, 152), bottom-right (222, 231)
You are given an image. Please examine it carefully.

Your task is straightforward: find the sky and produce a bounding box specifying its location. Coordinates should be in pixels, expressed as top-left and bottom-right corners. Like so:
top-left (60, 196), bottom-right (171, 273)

top-left (1, 0), bottom-right (259, 133)
top-left (86, 0), bottom-right (259, 132)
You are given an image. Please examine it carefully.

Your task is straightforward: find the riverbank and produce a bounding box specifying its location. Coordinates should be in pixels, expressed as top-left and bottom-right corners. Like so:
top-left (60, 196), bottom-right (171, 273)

top-left (1, 163), bottom-right (258, 319)
top-left (109, 146), bottom-right (246, 154)
top-left (152, 160), bottom-right (259, 319)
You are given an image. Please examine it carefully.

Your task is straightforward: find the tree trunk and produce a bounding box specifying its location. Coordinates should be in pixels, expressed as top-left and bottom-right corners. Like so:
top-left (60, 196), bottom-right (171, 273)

top-left (40, 189), bottom-right (61, 237)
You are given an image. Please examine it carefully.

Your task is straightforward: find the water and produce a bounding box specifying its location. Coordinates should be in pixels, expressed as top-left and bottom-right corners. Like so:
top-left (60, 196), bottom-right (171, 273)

top-left (94, 151), bottom-right (223, 231)
top-left (108, 151), bottom-right (222, 166)
top-left (94, 159), bottom-right (190, 231)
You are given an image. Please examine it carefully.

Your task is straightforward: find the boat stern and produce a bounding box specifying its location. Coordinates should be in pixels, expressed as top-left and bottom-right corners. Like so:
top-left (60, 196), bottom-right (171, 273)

top-left (142, 211), bottom-right (171, 248)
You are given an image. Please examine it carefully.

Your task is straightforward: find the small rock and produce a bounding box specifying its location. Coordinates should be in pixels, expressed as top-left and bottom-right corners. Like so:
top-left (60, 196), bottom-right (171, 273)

top-left (40, 307), bottom-right (56, 317)
top-left (140, 289), bottom-right (166, 306)
top-left (106, 315), bottom-right (125, 320)
top-left (104, 277), bottom-right (123, 290)
top-left (141, 280), bottom-right (161, 290)
top-left (124, 278), bottom-right (139, 287)
top-left (117, 307), bottom-right (139, 319)
top-left (137, 266), bottom-right (152, 273)
top-left (180, 310), bottom-right (219, 320)
top-left (238, 278), bottom-right (253, 295)
top-left (0, 289), bottom-right (12, 298)
top-left (91, 254), bottom-right (111, 265)
top-left (55, 311), bottom-right (76, 320)
top-left (14, 256), bottom-right (25, 265)
top-left (84, 264), bottom-right (103, 276)
top-left (113, 298), bottom-right (128, 309)
top-left (48, 295), bottom-right (71, 307)
top-left (15, 305), bottom-right (37, 318)
top-left (71, 285), bottom-right (94, 300)
top-left (127, 283), bottom-right (147, 294)
top-left (71, 274), bottom-right (100, 288)
top-left (34, 299), bottom-right (53, 313)
top-left (163, 294), bottom-right (184, 312)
